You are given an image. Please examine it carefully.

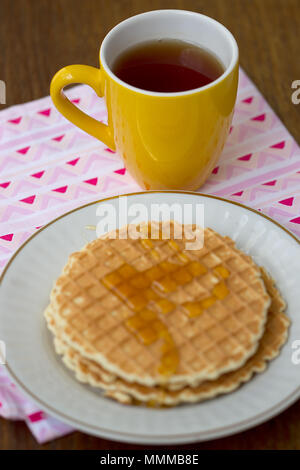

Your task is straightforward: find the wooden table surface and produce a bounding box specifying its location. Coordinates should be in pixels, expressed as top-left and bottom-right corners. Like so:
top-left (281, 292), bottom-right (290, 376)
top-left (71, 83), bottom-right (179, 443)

top-left (1, 0), bottom-right (299, 450)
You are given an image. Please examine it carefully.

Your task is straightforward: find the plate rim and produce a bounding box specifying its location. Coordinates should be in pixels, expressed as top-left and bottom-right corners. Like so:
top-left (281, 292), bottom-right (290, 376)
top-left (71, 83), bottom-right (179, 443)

top-left (1, 190), bottom-right (299, 444)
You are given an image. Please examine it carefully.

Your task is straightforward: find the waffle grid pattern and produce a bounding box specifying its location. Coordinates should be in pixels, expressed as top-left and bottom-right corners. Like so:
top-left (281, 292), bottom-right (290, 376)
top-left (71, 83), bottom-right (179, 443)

top-left (49, 224), bottom-right (270, 387)
top-left (45, 268), bottom-right (289, 405)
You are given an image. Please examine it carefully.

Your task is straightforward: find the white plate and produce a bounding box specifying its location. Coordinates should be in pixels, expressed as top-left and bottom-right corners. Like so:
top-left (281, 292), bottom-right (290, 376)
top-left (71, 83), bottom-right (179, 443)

top-left (0, 191), bottom-right (300, 445)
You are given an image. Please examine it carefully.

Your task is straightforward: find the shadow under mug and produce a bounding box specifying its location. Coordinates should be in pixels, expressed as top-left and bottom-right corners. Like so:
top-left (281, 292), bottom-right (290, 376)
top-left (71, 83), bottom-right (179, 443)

top-left (50, 10), bottom-right (239, 190)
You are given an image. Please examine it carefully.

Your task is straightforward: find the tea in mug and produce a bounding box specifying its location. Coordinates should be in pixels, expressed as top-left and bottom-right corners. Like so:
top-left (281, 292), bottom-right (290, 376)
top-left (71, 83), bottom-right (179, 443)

top-left (112, 39), bottom-right (224, 93)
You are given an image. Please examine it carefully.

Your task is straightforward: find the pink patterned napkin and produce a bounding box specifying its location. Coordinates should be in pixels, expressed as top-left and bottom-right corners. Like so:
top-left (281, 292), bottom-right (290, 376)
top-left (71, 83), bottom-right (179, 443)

top-left (0, 68), bottom-right (299, 443)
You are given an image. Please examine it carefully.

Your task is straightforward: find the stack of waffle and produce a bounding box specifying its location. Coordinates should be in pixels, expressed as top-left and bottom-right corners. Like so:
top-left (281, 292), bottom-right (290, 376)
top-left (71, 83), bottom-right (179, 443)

top-left (45, 222), bottom-right (289, 406)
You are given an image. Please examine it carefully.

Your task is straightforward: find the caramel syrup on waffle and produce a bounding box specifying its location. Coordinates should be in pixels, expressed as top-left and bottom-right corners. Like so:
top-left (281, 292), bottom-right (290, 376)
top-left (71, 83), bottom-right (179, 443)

top-left (101, 234), bottom-right (230, 378)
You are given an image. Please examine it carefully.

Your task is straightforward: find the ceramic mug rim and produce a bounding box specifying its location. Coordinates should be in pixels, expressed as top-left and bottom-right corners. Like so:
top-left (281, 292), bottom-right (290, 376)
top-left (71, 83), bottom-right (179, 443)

top-left (99, 9), bottom-right (239, 98)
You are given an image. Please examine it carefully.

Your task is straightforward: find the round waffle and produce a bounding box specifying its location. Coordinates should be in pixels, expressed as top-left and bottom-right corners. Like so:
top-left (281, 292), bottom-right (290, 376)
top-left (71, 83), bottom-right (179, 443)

top-left (47, 222), bottom-right (271, 388)
top-left (45, 268), bottom-right (289, 406)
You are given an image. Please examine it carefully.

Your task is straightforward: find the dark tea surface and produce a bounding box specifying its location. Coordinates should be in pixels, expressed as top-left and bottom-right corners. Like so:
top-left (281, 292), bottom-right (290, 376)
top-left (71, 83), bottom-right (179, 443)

top-left (112, 39), bottom-right (224, 93)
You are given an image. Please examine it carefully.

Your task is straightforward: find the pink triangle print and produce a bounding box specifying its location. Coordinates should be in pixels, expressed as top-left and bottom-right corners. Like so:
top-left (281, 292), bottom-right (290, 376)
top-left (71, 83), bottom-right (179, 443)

top-left (252, 113), bottom-right (266, 122)
top-left (232, 190), bottom-right (244, 196)
top-left (0, 233), bottom-right (13, 241)
top-left (84, 177), bottom-right (98, 185)
top-left (66, 158), bottom-right (80, 166)
top-left (238, 153), bottom-right (252, 161)
top-left (263, 180), bottom-right (277, 186)
top-left (20, 195), bottom-right (36, 204)
top-left (38, 108), bottom-right (51, 117)
top-left (271, 141), bottom-right (285, 149)
top-left (212, 166), bottom-right (219, 175)
top-left (8, 117), bottom-right (22, 124)
top-left (71, 98), bottom-right (80, 104)
top-left (279, 197), bottom-right (294, 207)
top-left (17, 146), bottom-right (30, 155)
top-left (242, 96), bottom-right (253, 104)
top-left (0, 181), bottom-right (11, 189)
top-left (114, 168), bottom-right (126, 175)
top-left (52, 185), bottom-right (68, 193)
top-left (31, 171), bottom-right (45, 179)
top-left (52, 135), bottom-right (65, 142)
top-left (290, 217), bottom-right (300, 224)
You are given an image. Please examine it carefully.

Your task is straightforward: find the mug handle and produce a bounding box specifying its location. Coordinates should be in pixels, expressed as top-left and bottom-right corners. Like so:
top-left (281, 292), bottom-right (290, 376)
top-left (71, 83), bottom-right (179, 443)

top-left (50, 64), bottom-right (115, 150)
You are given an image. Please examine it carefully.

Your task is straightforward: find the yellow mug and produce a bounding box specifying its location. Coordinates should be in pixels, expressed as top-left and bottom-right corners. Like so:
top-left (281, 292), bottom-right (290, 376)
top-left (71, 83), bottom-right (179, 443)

top-left (50, 10), bottom-right (239, 190)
